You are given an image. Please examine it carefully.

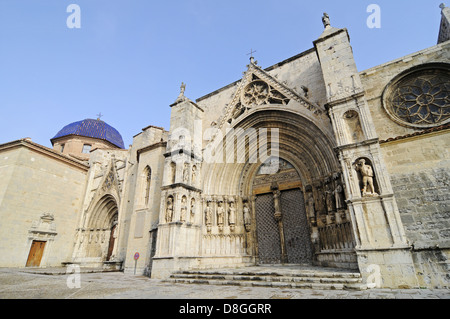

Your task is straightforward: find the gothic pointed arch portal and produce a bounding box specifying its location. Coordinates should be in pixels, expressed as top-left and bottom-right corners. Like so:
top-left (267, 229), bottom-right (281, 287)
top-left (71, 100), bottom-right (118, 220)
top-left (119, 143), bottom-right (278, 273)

top-left (253, 157), bottom-right (313, 265)
top-left (76, 194), bottom-right (119, 264)
top-left (202, 108), bottom-right (358, 269)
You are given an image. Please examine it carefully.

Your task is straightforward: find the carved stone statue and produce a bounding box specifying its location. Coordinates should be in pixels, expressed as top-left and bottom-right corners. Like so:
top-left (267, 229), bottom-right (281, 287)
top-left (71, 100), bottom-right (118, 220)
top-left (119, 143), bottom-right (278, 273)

top-left (322, 12), bottom-right (331, 28)
top-left (176, 82), bottom-right (186, 101)
top-left (334, 183), bottom-right (346, 210)
top-left (180, 196), bottom-right (187, 222)
top-left (243, 201), bottom-right (252, 232)
top-left (356, 158), bottom-right (377, 196)
top-left (306, 192), bottom-right (316, 226)
top-left (183, 163), bottom-right (189, 183)
top-left (217, 200), bottom-right (225, 231)
top-left (228, 200), bottom-right (236, 231)
top-left (325, 185), bottom-right (336, 213)
top-left (191, 165), bottom-right (197, 185)
top-left (165, 196), bottom-right (174, 223)
top-left (190, 198), bottom-right (196, 223)
top-left (204, 200), bottom-right (212, 232)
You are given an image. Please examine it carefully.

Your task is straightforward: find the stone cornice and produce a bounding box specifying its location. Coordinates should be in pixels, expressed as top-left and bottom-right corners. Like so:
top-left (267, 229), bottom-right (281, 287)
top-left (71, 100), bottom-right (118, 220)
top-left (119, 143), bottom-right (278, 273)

top-left (379, 123), bottom-right (450, 144)
top-left (0, 138), bottom-right (90, 172)
top-left (136, 141), bottom-right (167, 162)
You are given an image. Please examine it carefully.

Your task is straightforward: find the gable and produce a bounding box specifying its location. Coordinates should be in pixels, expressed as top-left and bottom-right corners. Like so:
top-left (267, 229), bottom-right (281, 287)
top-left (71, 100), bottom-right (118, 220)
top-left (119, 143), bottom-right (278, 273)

top-left (217, 61), bottom-right (324, 129)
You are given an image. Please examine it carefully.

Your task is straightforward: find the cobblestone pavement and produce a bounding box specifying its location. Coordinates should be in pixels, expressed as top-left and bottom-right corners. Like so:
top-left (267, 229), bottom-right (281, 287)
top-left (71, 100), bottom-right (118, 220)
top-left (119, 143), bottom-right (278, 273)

top-left (0, 267), bottom-right (449, 300)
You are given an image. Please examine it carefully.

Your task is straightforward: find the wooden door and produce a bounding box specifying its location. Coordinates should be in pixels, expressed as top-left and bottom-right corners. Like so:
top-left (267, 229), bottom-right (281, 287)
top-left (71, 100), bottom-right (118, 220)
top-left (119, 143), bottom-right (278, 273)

top-left (26, 241), bottom-right (46, 267)
top-left (106, 225), bottom-right (117, 261)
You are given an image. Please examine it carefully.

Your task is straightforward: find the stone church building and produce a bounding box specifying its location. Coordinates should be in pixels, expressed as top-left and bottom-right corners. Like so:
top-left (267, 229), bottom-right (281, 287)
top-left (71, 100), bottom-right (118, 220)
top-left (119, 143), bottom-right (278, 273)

top-left (0, 7), bottom-right (449, 289)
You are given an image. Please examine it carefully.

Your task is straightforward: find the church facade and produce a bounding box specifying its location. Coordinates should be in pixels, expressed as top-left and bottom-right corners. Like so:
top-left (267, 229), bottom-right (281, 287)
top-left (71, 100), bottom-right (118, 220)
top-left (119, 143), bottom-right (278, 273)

top-left (0, 7), bottom-right (449, 289)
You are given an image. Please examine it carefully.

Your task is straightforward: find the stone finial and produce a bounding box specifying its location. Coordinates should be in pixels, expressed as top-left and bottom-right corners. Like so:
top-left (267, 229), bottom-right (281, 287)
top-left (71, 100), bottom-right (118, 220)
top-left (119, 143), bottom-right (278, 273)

top-left (440, 3), bottom-right (446, 10)
top-left (175, 82), bottom-right (187, 102)
top-left (322, 12), bottom-right (331, 28)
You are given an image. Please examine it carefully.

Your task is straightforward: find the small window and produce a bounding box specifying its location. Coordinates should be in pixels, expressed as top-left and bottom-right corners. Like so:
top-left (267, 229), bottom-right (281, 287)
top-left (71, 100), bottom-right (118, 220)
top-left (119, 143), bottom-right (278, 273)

top-left (82, 144), bottom-right (91, 154)
top-left (60, 144), bottom-right (65, 153)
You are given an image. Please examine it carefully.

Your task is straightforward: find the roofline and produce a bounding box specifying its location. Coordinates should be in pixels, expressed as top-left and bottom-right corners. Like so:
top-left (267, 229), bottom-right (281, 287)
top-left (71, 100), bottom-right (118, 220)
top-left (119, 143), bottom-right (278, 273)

top-left (359, 41), bottom-right (450, 76)
top-left (0, 138), bottom-right (90, 172)
top-left (195, 47), bottom-right (316, 103)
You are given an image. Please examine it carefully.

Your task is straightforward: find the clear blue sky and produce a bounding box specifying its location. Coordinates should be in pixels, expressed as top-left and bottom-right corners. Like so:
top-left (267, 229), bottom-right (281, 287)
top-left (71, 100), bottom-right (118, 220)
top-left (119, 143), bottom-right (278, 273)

top-left (0, 0), bottom-right (446, 148)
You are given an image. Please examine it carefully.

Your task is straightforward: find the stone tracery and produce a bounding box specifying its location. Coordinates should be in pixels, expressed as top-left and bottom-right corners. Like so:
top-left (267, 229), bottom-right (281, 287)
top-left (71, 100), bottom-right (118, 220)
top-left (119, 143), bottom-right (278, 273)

top-left (385, 66), bottom-right (450, 127)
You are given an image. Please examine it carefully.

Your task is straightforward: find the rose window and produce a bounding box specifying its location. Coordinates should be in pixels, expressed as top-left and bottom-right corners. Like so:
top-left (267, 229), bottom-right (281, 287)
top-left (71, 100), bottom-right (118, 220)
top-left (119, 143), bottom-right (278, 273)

top-left (384, 66), bottom-right (450, 127)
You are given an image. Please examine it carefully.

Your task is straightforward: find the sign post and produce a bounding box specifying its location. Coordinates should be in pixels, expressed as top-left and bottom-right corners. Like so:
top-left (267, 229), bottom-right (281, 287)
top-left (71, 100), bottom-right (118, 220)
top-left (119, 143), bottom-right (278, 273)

top-left (133, 252), bottom-right (140, 275)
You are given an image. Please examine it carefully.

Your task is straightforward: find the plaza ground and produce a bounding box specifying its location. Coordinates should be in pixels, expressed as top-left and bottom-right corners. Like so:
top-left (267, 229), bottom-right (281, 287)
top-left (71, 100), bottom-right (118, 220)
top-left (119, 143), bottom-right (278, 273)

top-left (0, 267), bottom-right (449, 300)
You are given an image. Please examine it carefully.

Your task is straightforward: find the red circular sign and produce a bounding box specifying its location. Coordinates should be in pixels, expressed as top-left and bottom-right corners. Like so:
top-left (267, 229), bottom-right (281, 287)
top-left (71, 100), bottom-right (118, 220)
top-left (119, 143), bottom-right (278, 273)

top-left (134, 252), bottom-right (140, 260)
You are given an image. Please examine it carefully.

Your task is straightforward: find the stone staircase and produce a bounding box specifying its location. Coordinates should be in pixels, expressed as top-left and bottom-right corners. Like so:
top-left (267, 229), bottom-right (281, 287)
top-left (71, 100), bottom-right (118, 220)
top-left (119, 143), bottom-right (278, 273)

top-left (163, 265), bottom-right (368, 290)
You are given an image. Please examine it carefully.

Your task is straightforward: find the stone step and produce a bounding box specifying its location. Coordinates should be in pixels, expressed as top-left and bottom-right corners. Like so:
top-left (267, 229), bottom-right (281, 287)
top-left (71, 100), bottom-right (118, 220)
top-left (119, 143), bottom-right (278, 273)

top-left (163, 267), bottom-right (367, 290)
top-left (169, 273), bottom-right (363, 284)
top-left (175, 269), bottom-right (362, 279)
top-left (164, 277), bottom-right (367, 290)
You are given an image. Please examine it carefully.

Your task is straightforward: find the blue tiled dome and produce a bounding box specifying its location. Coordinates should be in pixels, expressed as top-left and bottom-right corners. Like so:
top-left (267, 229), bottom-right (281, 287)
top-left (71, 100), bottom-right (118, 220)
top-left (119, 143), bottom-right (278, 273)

top-left (52, 119), bottom-right (125, 149)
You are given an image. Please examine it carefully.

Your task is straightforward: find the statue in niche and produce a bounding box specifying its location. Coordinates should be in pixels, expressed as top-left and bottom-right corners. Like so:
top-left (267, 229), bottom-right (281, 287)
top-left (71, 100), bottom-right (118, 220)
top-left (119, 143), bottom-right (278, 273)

top-left (228, 199), bottom-right (236, 232)
top-left (180, 196), bottom-right (187, 222)
top-left (190, 198), bottom-right (196, 224)
top-left (183, 163), bottom-right (189, 184)
top-left (243, 201), bottom-right (252, 232)
top-left (344, 110), bottom-right (364, 143)
top-left (334, 183), bottom-right (346, 210)
top-left (165, 196), bottom-right (174, 223)
top-left (217, 200), bottom-right (225, 231)
top-left (325, 183), bottom-right (336, 213)
top-left (204, 200), bottom-right (213, 232)
top-left (170, 162), bottom-right (176, 184)
top-left (356, 159), bottom-right (378, 196)
top-left (306, 191), bottom-right (316, 226)
top-left (191, 165), bottom-right (197, 185)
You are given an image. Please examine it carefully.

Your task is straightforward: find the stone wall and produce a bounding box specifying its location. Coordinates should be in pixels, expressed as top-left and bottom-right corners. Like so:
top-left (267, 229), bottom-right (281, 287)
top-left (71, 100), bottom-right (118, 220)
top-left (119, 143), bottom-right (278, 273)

top-left (381, 130), bottom-right (450, 288)
top-left (121, 126), bottom-right (167, 275)
top-left (0, 140), bottom-right (88, 267)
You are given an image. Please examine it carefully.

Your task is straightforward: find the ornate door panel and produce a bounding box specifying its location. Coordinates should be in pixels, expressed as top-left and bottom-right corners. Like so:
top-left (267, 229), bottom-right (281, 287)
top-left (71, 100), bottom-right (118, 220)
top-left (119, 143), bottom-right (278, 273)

top-left (255, 193), bottom-right (281, 264)
top-left (281, 189), bottom-right (313, 264)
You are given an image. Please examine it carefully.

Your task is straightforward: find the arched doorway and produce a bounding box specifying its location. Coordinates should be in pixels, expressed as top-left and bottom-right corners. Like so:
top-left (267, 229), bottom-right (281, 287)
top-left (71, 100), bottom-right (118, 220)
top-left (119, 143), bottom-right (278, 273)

top-left (74, 195), bottom-right (119, 266)
top-left (201, 108), bottom-right (357, 269)
top-left (253, 157), bottom-right (313, 265)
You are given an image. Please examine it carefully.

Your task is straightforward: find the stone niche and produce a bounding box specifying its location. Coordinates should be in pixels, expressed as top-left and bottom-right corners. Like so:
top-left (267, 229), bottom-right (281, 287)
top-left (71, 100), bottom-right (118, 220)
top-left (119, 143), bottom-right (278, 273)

top-left (343, 110), bottom-right (364, 144)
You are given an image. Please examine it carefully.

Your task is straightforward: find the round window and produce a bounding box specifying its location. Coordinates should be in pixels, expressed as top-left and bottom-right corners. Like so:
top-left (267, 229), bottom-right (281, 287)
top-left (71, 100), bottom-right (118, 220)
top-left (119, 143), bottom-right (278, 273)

top-left (382, 65), bottom-right (450, 128)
